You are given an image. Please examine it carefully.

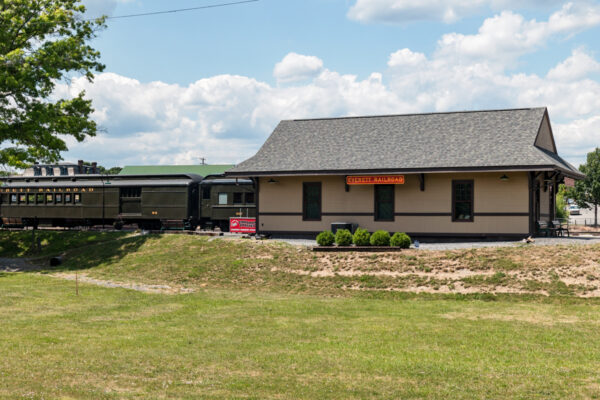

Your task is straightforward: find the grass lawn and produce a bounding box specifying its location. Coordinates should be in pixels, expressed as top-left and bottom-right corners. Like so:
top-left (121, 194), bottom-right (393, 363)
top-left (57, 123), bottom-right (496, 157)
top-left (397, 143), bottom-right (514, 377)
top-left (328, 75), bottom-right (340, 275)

top-left (3, 232), bottom-right (600, 398)
top-left (2, 273), bottom-right (600, 399)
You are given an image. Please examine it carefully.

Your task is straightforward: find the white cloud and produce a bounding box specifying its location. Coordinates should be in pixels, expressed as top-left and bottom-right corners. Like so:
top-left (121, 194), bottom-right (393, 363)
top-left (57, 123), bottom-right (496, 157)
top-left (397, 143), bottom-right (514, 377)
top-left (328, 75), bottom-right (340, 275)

top-left (547, 49), bottom-right (600, 81)
top-left (436, 4), bottom-right (600, 67)
top-left (55, 8), bottom-right (600, 168)
top-left (82, 0), bottom-right (131, 18)
top-left (273, 53), bottom-right (324, 84)
top-left (348, 0), bottom-right (568, 24)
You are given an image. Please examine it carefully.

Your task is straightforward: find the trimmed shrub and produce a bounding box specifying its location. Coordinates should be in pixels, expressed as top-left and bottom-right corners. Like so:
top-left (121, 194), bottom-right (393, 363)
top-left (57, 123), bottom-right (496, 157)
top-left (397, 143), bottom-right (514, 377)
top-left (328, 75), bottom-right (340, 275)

top-left (370, 230), bottom-right (390, 246)
top-left (391, 232), bottom-right (411, 248)
top-left (352, 228), bottom-right (371, 246)
top-left (335, 229), bottom-right (353, 246)
top-left (316, 230), bottom-right (335, 246)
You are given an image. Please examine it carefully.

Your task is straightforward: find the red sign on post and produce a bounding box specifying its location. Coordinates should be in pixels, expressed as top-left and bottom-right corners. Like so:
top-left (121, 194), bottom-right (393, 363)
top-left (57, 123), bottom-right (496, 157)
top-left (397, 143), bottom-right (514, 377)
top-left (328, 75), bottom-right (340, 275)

top-left (229, 217), bottom-right (256, 234)
top-left (346, 175), bottom-right (405, 185)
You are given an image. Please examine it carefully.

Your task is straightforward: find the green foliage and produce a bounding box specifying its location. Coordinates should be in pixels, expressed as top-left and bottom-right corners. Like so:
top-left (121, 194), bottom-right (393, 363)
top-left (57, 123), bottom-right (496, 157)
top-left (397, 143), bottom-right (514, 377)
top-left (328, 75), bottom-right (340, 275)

top-left (370, 230), bottom-right (390, 246)
top-left (352, 228), bottom-right (371, 246)
top-left (334, 229), bottom-right (352, 246)
top-left (0, 1), bottom-right (106, 168)
top-left (569, 148), bottom-right (600, 225)
top-left (316, 230), bottom-right (335, 246)
top-left (555, 184), bottom-right (569, 220)
top-left (390, 232), bottom-right (411, 248)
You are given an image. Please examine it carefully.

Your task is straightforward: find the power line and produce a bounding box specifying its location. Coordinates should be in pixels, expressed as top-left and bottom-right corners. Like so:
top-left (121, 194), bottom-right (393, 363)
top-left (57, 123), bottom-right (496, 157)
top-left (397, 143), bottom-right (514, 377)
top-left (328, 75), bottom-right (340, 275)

top-left (102, 0), bottom-right (259, 20)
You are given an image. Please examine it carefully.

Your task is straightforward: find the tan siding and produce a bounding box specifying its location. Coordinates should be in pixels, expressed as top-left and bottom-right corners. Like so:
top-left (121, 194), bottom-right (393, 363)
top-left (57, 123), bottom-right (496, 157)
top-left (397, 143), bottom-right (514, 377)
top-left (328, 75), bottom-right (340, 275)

top-left (258, 172), bottom-right (530, 235)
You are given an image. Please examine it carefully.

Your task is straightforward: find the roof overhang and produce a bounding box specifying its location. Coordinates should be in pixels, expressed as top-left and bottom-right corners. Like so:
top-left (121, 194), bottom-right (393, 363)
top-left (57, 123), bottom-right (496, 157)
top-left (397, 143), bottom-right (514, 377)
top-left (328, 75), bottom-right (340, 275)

top-left (227, 165), bottom-right (585, 179)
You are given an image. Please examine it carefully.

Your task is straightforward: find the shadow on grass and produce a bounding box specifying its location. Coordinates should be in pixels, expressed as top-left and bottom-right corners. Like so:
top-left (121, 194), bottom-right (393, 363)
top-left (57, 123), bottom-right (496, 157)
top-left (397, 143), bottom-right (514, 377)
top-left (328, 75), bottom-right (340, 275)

top-left (33, 234), bottom-right (153, 274)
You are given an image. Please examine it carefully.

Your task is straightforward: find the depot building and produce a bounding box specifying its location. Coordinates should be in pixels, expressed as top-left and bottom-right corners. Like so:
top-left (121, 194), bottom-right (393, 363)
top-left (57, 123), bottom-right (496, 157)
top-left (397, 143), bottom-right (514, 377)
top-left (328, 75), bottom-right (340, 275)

top-left (227, 107), bottom-right (584, 239)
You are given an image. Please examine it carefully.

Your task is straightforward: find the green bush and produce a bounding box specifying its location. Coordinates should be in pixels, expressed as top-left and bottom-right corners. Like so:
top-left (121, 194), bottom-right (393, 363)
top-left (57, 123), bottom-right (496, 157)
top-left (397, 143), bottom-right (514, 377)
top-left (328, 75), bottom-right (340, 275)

top-left (335, 229), bottom-right (353, 246)
top-left (352, 228), bottom-right (371, 246)
top-left (316, 230), bottom-right (335, 246)
top-left (370, 230), bottom-right (390, 246)
top-left (390, 232), bottom-right (411, 248)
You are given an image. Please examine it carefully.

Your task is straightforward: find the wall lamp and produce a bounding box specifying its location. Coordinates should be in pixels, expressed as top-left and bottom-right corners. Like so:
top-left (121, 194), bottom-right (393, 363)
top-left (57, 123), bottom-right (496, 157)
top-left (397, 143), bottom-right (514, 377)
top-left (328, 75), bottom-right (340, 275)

top-left (267, 178), bottom-right (279, 184)
top-left (499, 174), bottom-right (509, 181)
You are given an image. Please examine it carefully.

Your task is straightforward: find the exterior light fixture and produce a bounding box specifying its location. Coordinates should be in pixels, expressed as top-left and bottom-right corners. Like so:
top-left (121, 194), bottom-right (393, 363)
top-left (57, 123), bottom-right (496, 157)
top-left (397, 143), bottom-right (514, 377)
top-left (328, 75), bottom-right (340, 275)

top-left (499, 174), bottom-right (509, 181)
top-left (268, 178), bottom-right (278, 184)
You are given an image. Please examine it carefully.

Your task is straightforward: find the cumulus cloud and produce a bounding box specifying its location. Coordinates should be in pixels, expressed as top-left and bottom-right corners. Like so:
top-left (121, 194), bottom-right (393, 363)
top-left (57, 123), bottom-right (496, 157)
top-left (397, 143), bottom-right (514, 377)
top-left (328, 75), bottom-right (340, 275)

top-left (273, 53), bottom-right (324, 84)
top-left (56, 8), bottom-right (600, 168)
top-left (82, 0), bottom-right (130, 18)
top-left (436, 3), bottom-right (600, 67)
top-left (547, 49), bottom-right (600, 81)
top-left (348, 0), bottom-right (568, 24)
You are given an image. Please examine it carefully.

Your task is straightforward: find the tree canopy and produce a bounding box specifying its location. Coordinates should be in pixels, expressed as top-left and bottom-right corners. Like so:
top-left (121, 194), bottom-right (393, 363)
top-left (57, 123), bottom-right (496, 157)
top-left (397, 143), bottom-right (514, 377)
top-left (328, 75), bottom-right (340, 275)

top-left (568, 148), bottom-right (600, 226)
top-left (0, 0), bottom-right (105, 168)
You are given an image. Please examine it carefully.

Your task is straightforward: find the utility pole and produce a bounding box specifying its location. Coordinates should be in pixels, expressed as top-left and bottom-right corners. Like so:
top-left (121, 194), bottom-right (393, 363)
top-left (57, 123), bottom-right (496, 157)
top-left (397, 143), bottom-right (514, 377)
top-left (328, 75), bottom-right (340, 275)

top-left (199, 157), bottom-right (206, 165)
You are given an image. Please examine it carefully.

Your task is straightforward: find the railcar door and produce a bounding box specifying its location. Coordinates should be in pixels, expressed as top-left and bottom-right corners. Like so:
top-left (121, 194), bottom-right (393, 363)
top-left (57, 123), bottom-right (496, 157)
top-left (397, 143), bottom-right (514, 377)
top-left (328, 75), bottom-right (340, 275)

top-left (119, 187), bottom-right (142, 215)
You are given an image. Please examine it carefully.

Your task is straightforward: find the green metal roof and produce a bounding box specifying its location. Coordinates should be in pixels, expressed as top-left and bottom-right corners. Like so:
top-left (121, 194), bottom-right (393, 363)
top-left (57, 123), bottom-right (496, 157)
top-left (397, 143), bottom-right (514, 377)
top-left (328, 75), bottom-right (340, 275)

top-left (118, 165), bottom-right (234, 176)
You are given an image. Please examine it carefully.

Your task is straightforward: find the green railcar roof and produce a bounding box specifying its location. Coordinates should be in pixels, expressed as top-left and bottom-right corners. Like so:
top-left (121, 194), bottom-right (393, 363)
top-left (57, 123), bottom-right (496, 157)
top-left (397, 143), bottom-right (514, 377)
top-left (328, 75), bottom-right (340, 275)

top-left (119, 165), bottom-right (234, 176)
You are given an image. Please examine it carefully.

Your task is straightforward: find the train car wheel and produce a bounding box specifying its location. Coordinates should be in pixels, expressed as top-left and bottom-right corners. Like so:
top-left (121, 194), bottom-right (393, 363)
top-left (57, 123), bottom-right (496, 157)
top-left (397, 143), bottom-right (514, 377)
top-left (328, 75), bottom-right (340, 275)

top-left (113, 221), bottom-right (124, 230)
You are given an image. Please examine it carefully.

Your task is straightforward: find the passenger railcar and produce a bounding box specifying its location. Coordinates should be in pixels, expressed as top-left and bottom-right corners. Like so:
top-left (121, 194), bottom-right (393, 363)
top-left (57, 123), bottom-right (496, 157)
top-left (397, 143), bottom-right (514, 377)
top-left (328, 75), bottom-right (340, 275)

top-left (199, 178), bottom-right (256, 231)
top-left (0, 174), bottom-right (257, 231)
top-left (0, 174), bottom-right (201, 230)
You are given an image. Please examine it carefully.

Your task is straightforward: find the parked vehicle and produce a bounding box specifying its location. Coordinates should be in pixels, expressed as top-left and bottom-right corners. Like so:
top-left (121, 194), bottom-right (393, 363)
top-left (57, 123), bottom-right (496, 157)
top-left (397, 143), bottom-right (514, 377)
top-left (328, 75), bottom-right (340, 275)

top-left (569, 205), bottom-right (581, 215)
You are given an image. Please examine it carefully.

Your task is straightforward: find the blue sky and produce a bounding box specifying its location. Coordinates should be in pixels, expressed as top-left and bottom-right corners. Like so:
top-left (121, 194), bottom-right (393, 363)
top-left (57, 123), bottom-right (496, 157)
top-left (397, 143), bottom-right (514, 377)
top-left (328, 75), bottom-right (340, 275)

top-left (58, 0), bottom-right (600, 167)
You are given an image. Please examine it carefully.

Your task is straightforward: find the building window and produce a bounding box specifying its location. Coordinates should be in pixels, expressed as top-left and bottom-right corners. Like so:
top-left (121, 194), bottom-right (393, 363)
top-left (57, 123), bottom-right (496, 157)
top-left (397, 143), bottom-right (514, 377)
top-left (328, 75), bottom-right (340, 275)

top-left (233, 192), bottom-right (243, 204)
top-left (245, 192), bottom-right (255, 204)
top-left (303, 182), bottom-right (321, 221)
top-left (374, 185), bottom-right (394, 221)
top-left (59, 166), bottom-right (68, 175)
top-left (45, 167), bottom-right (54, 176)
top-left (33, 167), bottom-right (41, 176)
top-left (218, 193), bottom-right (228, 205)
top-left (452, 180), bottom-right (474, 222)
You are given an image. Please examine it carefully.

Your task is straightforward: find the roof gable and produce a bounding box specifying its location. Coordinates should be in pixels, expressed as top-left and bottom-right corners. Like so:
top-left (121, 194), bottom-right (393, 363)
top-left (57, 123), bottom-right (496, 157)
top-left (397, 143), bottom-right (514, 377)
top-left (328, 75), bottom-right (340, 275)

top-left (534, 110), bottom-right (557, 153)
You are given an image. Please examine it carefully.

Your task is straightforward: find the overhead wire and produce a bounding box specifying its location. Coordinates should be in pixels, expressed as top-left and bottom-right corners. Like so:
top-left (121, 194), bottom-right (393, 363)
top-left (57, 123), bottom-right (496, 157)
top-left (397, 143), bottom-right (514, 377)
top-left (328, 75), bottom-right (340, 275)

top-left (99, 0), bottom-right (259, 20)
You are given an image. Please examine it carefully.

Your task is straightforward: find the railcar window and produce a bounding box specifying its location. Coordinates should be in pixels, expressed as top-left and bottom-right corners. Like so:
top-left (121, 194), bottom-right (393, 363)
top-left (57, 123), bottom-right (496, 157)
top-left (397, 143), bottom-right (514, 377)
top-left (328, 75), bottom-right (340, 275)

top-left (74, 193), bottom-right (81, 203)
top-left (55, 193), bottom-right (63, 203)
top-left (10, 194), bottom-right (17, 204)
top-left (120, 187), bottom-right (141, 198)
top-left (233, 192), bottom-right (243, 204)
top-left (27, 194), bottom-right (35, 204)
top-left (46, 194), bottom-right (53, 203)
top-left (36, 193), bottom-right (44, 204)
top-left (18, 194), bottom-right (26, 204)
top-left (218, 193), bottom-right (228, 205)
top-left (245, 192), bottom-right (255, 204)
top-left (65, 193), bottom-right (72, 203)
top-left (202, 187), bottom-right (211, 200)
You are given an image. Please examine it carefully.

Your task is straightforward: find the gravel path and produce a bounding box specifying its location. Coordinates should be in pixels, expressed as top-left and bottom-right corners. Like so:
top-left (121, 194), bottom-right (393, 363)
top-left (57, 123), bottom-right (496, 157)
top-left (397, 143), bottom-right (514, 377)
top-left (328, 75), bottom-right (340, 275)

top-left (271, 236), bottom-right (600, 250)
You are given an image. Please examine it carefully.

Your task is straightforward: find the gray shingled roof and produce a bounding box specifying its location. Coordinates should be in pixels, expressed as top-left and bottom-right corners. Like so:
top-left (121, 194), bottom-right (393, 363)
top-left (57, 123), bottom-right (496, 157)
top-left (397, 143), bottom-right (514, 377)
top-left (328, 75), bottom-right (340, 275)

top-left (229, 108), bottom-right (583, 178)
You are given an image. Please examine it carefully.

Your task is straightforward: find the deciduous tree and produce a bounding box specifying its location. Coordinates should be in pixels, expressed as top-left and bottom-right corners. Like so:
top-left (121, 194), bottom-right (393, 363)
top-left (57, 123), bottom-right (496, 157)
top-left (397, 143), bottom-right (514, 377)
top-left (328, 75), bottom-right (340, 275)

top-left (568, 148), bottom-right (600, 227)
top-left (0, 0), bottom-right (105, 168)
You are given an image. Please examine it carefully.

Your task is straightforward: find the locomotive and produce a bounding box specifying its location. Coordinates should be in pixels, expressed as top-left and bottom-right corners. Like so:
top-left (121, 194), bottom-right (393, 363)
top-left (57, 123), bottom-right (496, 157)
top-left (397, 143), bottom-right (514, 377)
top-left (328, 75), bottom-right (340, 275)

top-left (0, 174), bottom-right (256, 231)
